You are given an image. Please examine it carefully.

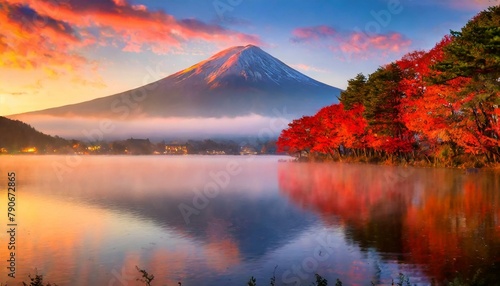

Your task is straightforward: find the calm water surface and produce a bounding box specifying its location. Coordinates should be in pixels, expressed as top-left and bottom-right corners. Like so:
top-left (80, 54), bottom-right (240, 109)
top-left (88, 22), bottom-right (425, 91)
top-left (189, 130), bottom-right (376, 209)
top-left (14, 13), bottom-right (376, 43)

top-left (0, 155), bottom-right (499, 285)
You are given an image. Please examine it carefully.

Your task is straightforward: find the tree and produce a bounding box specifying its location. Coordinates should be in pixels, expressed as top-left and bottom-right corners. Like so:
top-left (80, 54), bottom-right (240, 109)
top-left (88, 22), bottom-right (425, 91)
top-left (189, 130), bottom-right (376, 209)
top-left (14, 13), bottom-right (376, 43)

top-left (432, 6), bottom-right (500, 162)
top-left (311, 105), bottom-right (343, 157)
top-left (363, 64), bottom-right (414, 156)
top-left (276, 116), bottom-right (317, 157)
top-left (340, 73), bottom-right (368, 110)
top-left (396, 37), bottom-right (455, 161)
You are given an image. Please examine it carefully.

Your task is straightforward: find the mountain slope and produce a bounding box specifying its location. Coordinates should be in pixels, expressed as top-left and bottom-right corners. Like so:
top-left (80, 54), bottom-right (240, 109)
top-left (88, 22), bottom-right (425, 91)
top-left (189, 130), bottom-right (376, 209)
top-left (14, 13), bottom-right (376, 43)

top-left (15, 45), bottom-right (340, 119)
top-left (0, 116), bottom-right (70, 152)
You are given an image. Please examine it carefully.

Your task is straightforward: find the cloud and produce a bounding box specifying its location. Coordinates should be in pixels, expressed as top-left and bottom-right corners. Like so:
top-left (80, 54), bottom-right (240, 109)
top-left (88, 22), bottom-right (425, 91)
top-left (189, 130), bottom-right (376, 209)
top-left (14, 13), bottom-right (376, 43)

top-left (290, 64), bottom-right (327, 73)
top-left (0, 2), bottom-right (87, 71)
top-left (335, 32), bottom-right (412, 59)
top-left (290, 25), bottom-right (412, 60)
top-left (0, 0), bottom-right (262, 71)
top-left (412, 0), bottom-right (498, 10)
top-left (0, 89), bottom-right (27, 96)
top-left (71, 76), bottom-right (107, 89)
top-left (291, 25), bottom-right (337, 43)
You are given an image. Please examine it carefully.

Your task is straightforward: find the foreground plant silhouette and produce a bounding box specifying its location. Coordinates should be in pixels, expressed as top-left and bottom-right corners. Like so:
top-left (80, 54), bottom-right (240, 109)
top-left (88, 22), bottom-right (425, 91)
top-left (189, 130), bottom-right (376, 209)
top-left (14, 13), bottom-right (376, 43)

top-left (19, 273), bottom-right (56, 286)
top-left (5, 266), bottom-right (490, 285)
top-left (136, 266), bottom-right (155, 286)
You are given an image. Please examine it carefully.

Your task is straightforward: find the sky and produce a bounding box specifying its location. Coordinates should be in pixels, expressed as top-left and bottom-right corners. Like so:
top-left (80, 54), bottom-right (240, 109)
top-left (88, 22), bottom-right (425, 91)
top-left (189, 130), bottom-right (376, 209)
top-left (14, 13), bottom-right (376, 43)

top-left (0, 0), bottom-right (497, 116)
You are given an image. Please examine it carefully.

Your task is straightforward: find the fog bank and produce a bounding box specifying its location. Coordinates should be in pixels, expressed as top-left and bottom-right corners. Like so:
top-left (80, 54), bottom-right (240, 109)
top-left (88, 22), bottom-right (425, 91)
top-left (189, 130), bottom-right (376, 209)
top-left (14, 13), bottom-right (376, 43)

top-left (10, 114), bottom-right (291, 141)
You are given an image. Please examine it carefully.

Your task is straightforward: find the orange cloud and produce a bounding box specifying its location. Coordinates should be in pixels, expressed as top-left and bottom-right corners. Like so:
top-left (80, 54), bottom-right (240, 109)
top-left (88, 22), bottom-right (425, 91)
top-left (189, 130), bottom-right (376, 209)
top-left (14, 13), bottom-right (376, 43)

top-left (0, 2), bottom-right (86, 71)
top-left (0, 0), bottom-right (262, 71)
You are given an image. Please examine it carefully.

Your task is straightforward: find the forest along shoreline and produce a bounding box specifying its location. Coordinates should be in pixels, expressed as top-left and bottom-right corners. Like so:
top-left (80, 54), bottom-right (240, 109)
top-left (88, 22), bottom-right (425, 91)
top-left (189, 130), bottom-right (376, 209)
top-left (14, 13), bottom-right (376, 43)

top-left (277, 6), bottom-right (500, 170)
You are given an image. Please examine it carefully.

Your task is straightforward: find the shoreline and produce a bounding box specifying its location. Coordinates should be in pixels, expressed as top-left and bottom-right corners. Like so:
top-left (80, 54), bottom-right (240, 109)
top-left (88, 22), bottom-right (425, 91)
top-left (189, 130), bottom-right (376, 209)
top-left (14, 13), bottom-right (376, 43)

top-left (292, 154), bottom-right (500, 171)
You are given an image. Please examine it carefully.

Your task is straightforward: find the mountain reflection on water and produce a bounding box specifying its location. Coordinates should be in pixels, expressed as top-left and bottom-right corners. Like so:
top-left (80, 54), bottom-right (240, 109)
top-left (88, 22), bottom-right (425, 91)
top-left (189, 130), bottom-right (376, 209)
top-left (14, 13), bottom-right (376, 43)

top-left (0, 156), bottom-right (499, 285)
top-left (278, 162), bottom-right (500, 283)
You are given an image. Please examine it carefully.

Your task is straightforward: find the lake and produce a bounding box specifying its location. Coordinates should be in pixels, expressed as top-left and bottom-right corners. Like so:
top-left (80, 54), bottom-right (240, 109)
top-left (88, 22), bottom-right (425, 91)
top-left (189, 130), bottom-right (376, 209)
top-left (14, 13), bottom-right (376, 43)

top-left (0, 155), bottom-right (499, 285)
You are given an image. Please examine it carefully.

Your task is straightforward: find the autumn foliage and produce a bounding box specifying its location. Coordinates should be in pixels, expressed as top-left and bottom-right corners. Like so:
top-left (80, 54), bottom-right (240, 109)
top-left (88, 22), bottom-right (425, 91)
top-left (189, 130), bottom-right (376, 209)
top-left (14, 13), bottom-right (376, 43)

top-left (277, 6), bottom-right (499, 167)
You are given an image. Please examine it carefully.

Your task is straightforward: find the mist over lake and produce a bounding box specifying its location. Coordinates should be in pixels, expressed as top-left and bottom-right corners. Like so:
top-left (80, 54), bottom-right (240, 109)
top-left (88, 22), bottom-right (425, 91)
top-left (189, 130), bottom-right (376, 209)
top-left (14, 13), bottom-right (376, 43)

top-left (10, 114), bottom-right (291, 141)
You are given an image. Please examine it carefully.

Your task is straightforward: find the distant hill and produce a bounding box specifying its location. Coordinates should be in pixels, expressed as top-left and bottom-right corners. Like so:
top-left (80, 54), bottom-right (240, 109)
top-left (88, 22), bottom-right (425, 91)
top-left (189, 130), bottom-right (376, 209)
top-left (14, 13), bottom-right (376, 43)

top-left (0, 116), bottom-right (70, 153)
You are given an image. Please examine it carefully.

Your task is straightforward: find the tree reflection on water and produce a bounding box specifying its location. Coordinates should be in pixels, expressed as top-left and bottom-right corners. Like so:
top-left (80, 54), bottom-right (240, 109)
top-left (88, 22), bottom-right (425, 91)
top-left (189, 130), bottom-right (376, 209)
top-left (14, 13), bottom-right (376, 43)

top-left (278, 162), bottom-right (500, 283)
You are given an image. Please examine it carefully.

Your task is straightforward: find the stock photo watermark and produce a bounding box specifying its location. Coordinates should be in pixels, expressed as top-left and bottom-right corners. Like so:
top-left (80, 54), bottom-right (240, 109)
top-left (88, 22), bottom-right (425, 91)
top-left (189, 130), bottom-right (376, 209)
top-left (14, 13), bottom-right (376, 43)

top-left (51, 60), bottom-right (170, 182)
top-left (178, 160), bottom-right (242, 224)
top-left (281, 232), bottom-right (338, 285)
top-left (6, 172), bottom-right (17, 279)
top-left (354, 0), bottom-right (404, 37)
top-left (213, 0), bottom-right (243, 21)
top-left (178, 106), bottom-right (293, 225)
top-left (337, 0), bottom-right (406, 62)
top-left (108, 266), bottom-right (136, 286)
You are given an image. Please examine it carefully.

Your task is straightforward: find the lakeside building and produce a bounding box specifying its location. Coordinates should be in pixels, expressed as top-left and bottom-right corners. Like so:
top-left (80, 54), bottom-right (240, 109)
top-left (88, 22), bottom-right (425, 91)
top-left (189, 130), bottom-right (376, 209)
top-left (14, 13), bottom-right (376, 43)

top-left (164, 144), bottom-right (188, 155)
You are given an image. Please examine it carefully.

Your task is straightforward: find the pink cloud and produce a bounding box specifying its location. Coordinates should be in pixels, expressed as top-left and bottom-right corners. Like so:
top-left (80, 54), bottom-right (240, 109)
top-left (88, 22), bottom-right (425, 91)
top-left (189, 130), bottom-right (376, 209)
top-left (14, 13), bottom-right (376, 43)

top-left (291, 25), bottom-right (337, 42)
top-left (132, 4), bottom-right (147, 11)
top-left (339, 32), bottom-right (412, 54)
top-left (450, 0), bottom-right (497, 10)
top-left (291, 25), bottom-right (412, 60)
top-left (415, 0), bottom-right (497, 10)
top-left (290, 64), bottom-right (326, 73)
top-left (0, 0), bottom-right (262, 71)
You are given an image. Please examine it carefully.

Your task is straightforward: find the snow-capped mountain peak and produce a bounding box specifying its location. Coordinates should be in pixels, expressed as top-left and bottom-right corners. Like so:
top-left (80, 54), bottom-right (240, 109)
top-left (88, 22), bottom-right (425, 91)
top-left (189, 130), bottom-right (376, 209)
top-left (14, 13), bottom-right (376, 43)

top-left (172, 45), bottom-right (319, 88)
